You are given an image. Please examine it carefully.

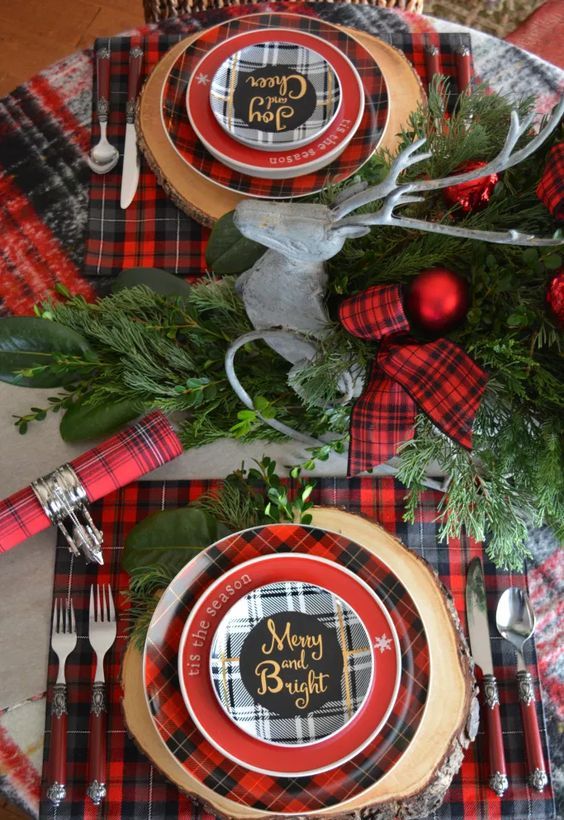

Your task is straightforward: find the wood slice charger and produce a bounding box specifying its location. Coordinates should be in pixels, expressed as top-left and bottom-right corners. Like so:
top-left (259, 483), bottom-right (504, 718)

top-left (122, 508), bottom-right (478, 819)
top-left (136, 27), bottom-right (425, 225)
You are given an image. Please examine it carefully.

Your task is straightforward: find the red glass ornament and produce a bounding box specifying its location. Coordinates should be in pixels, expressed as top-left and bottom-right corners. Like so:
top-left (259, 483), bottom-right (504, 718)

top-left (546, 269), bottom-right (564, 327)
top-left (404, 268), bottom-right (470, 336)
top-left (443, 160), bottom-right (500, 213)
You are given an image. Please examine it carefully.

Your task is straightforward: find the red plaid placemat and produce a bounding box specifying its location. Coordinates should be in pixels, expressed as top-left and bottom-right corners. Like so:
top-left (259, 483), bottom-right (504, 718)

top-left (83, 14), bottom-right (472, 280)
top-left (39, 478), bottom-right (555, 819)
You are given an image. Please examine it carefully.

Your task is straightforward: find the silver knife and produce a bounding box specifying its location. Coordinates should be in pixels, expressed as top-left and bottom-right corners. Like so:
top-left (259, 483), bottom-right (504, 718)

top-left (466, 557), bottom-right (508, 796)
top-left (120, 46), bottom-right (144, 209)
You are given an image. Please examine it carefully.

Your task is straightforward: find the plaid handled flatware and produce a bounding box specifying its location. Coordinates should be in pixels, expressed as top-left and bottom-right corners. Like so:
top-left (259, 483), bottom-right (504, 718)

top-left (496, 588), bottom-right (549, 792)
top-left (87, 584), bottom-right (117, 805)
top-left (47, 598), bottom-right (77, 807)
top-left (465, 558), bottom-right (508, 796)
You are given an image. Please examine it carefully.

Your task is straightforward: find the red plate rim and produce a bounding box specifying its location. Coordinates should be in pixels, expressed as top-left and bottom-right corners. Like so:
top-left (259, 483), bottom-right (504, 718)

top-left (177, 552), bottom-right (401, 776)
top-left (185, 27), bottom-right (364, 177)
top-left (159, 11), bottom-right (389, 199)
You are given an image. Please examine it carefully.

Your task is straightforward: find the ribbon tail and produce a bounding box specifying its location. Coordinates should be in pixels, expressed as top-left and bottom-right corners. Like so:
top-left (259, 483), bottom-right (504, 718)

top-left (382, 338), bottom-right (488, 451)
top-left (347, 370), bottom-right (417, 477)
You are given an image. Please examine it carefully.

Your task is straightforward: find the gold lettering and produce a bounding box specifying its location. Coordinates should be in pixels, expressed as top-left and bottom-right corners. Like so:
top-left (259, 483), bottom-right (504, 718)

top-left (261, 619), bottom-right (324, 659)
top-left (284, 671), bottom-right (330, 710)
top-left (285, 74), bottom-right (307, 100)
top-left (281, 650), bottom-right (307, 671)
top-left (275, 106), bottom-right (294, 133)
top-left (248, 98), bottom-right (273, 125)
top-left (255, 660), bottom-right (284, 695)
top-left (245, 74), bottom-right (306, 97)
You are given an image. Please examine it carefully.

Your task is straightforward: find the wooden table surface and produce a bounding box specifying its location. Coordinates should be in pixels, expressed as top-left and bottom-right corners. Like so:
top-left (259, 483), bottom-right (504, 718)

top-left (0, 0), bottom-right (144, 96)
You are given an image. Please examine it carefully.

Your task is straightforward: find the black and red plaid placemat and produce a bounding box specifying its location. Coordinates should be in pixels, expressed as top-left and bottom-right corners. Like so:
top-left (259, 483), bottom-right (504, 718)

top-left (39, 477), bottom-right (555, 819)
top-left (83, 15), bottom-right (472, 282)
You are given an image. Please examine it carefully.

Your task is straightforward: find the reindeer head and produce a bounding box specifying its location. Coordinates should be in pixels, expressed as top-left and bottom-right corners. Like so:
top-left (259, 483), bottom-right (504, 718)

top-left (233, 199), bottom-right (370, 262)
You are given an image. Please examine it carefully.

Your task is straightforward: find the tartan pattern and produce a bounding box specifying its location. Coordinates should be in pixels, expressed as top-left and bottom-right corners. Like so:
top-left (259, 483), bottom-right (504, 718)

top-left (349, 369), bottom-right (417, 477)
top-left (163, 13), bottom-right (387, 199)
top-left (0, 411), bottom-right (182, 554)
top-left (340, 284), bottom-right (488, 475)
top-left (83, 30), bottom-right (209, 281)
top-left (84, 17), bottom-right (471, 278)
top-left (390, 31), bottom-right (473, 114)
top-left (145, 523), bottom-right (429, 811)
top-left (339, 283), bottom-right (410, 340)
top-left (209, 42), bottom-right (341, 147)
top-left (209, 581), bottom-right (373, 744)
top-left (381, 337), bottom-right (488, 444)
top-left (537, 142), bottom-right (564, 222)
top-left (39, 477), bottom-right (555, 819)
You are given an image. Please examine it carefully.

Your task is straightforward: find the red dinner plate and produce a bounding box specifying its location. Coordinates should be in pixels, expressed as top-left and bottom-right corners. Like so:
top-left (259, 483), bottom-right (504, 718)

top-left (186, 28), bottom-right (364, 179)
top-left (161, 12), bottom-right (389, 199)
top-left (143, 524), bottom-right (430, 812)
top-left (178, 553), bottom-right (400, 776)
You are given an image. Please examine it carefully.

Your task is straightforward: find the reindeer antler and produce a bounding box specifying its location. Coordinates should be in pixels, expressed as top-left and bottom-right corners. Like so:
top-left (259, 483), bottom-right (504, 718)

top-left (332, 98), bottom-right (564, 247)
top-left (331, 138), bottom-right (431, 219)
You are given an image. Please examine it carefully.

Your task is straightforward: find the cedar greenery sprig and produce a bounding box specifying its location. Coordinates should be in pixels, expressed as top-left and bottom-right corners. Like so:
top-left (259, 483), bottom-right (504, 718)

top-left (33, 280), bottom-right (342, 448)
top-left (124, 458), bottom-right (316, 649)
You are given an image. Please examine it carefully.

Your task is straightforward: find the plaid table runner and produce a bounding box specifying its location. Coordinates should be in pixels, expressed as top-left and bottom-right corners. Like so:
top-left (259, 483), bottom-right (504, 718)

top-left (39, 478), bottom-right (555, 819)
top-left (84, 16), bottom-right (472, 282)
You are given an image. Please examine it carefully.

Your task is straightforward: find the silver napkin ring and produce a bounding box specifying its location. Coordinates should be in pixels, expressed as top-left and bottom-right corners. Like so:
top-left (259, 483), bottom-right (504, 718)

top-left (31, 464), bottom-right (104, 564)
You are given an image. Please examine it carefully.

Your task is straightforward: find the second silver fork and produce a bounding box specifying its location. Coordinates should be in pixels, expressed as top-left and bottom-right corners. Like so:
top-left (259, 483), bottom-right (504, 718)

top-left (87, 584), bottom-right (117, 806)
top-left (47, 598), bottom-right (77, 807)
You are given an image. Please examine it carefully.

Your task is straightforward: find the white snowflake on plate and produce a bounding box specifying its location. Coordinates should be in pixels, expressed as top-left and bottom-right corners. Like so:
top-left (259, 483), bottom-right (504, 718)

top-left (374, 634), bottom-right (393, 653)
top-left (196, 73), bottom-right (210, 85)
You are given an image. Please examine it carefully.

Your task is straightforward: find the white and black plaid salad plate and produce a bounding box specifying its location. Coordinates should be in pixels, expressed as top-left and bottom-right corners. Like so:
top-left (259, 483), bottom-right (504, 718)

top-left (209, 580), bottom-right (374, 746)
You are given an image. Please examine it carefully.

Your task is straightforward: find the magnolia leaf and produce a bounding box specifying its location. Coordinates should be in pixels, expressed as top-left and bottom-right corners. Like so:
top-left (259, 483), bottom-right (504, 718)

top-left (205, 211), bottom-right (266, 275)
top-left (122, 506), bottom-right (230, 576)
top-left (112, 267), bottom-right (192, 297)
top-left (60, 399), bottom-right (141, 442)
top-left (0, 317), bottom-right (94, 387)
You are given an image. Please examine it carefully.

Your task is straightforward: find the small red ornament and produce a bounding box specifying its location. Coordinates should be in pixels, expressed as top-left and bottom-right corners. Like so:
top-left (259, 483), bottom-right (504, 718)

top-left (404, 268), bottom-right (470, 336)
top-left (546, 269), bottom-right (564, 327)
top-left (443, 160), bottom-right (500, 213)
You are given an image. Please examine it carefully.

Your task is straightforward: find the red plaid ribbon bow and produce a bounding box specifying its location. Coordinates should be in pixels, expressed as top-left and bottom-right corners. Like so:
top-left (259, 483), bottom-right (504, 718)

top-left (339, 284), bottom-right (488, 476)
top-left (537, 142), bottom-right (564, 221)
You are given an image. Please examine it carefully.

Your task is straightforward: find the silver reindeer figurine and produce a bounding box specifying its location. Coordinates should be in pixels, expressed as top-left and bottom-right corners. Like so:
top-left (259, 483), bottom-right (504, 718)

top-left (225, 102), bottom-right (564, 445)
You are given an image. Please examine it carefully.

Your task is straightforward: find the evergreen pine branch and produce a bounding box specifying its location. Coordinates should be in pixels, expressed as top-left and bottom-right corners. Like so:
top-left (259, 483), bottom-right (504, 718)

top-left (123, 565), bottom-right (177, 651)
top-left (11, 82), bottom-right (561, 570)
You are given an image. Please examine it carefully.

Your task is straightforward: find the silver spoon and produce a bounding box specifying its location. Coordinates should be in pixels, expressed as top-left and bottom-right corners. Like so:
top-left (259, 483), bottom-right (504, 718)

top-left (496, 588), bottom-right (548, 791)
top-left (87, 47), bottom-right (119, 175)
top-left (87, 131), bottom-right (119, 174)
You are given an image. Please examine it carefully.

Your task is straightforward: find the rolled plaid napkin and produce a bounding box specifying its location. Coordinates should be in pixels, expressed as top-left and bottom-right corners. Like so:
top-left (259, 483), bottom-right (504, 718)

top-left (0, 411), bottom-right (182, 554)
top-left (536, 142), bottom-right (564, 221)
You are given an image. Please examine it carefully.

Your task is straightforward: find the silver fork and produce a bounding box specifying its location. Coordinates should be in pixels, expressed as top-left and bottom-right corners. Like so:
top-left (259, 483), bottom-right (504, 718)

top-left (47, 599), bottom-right (77, 807)
top-left (87, 584), bottom-right (117, 805)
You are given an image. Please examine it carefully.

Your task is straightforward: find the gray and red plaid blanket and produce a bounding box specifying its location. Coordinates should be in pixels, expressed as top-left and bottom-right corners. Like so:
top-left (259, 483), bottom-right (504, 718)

top-left (0, 4), bottom-right (562, 817)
